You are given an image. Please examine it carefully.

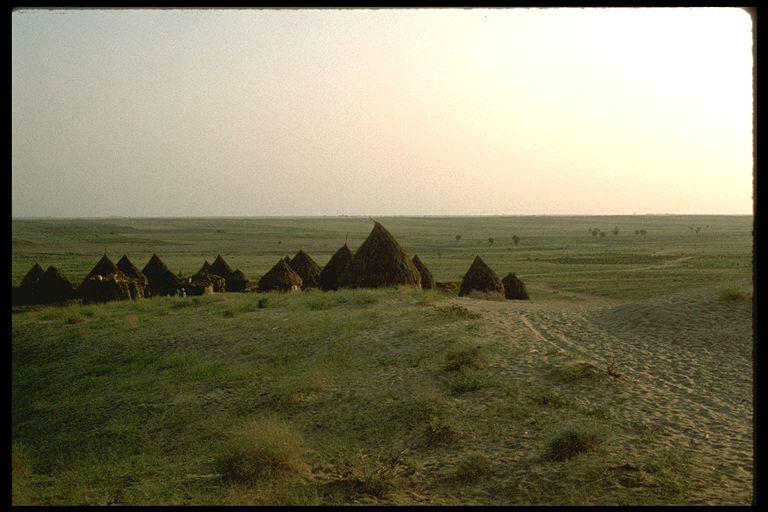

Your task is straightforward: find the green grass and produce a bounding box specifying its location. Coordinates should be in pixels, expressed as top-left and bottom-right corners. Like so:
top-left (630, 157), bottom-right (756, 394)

top-left (11, 216), bottom-right (753, 505)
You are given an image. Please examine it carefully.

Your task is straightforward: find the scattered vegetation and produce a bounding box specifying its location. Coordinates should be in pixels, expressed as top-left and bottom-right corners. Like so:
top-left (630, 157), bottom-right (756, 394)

top-left (544, 427), bottom-right (605, 461)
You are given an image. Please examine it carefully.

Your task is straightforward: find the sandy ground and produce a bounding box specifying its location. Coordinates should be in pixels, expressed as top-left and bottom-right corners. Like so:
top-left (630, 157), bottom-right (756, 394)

top-left (448, 284), bottom-right (753, 505)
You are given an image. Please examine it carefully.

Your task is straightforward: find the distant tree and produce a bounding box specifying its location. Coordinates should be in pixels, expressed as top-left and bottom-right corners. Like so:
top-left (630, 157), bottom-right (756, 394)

top-left (488, 237), bottom-right (495, 246)
top-left (640, 229), bottom-right (647, 236)
top-left (437, 252), bottom-right (442, 259)
top-left (689, 226), bottom-right (694, 231)
top-left (591, 228), bottom-right (600, 237)
top-left (695, 227), bottom-right (701, 234)
top-left (455, 235), bottom-right (462, 243)
top-left (612, 227), bottom-right (620, 236)
top-left (634, 229), bottom-right (640, 235)
top-left (512, 235), bottom-right (520, 246)
top-left (599, 231), bottom-right (607, 238)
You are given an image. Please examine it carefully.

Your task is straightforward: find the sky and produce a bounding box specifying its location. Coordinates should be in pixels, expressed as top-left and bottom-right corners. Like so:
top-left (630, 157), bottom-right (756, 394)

top-left (12, 8), bottom-right (754, 217)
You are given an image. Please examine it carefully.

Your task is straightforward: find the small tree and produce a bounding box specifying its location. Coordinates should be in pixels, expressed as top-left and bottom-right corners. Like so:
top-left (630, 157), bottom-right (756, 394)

top-left (488, 237), bottom-right (495, 246)
top-left (512, 235), bottom-right (520, 246)
top-left (634, 229), bottom-right (640, 235)
top-left (455, 235), bottom-right (462, 243)
top-left (695, 227), bottom-right (701, 234)
top-left (599, 231), bottom-right (607, 238)
top-left (640, 229), bottom-right (647, 236)
top-left (590, 228), bottom-right (600, 237)
top-left (612, 227), bottom-right (619, 236)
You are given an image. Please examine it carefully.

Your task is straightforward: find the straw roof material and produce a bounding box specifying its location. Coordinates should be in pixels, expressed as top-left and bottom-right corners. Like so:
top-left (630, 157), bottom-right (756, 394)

top-left (37, 266), bottom-right (76, 304)
top-left (79, 273), bottom-right (133, 305)
top-left (289, 250), bottom-right (321, 290)
top-left (142, 254), bottom-right (183, 297)
top-left (210, 255), bottom-right (235, 280)
top-left (117, 255), bottom-right (148, 284)
top-left (319, 244), bottom-right (353, 291)
top-left (458, 256), bottom-right (503, 297)
top-left (21, 263), bottom-right (45, 287)
top-left (186, 272), bottom-right (220, 295)
top-left (85, 254), bottom-right (127, 281)
top-left (197, 260), bottom-right (212, 275)
top-left (338, 222), bottom-right (421, 289)
top-left (411, 255), bottom-right (435, 290)
top-left (501, 272), bottom-right (530, 300)
top-left (227, 269), bottom-right (249, 292)
top-left (257, 260), bottom-right (303, 292)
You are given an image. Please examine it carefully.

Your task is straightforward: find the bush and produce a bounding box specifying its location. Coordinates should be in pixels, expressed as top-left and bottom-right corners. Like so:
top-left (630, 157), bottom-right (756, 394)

top-left (545, 428), bottom-right (604, 461)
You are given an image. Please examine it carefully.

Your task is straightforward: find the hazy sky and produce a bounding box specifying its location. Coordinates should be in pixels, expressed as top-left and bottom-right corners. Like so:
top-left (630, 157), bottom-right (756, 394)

top-left (12, 8), bottom-right (753, 217)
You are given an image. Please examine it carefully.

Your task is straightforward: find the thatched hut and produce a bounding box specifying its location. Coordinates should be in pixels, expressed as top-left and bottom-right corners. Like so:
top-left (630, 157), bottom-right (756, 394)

top-left (85, 254), bottom-right (125, 281)
top-left (79, 273), bottom-right (133, 305)
top-left (186, 273), bottom-right (218, 295)
top-left (458, 256), bottom-right (504, 297)
top-left (338, 222), bottom-right (421, 289)
top-left (117, 255), bottom-right (149, 298)
top-left (14, 263), bottom-right (47, 305)
top-left (37, 266), bottom-right (76, 304)
top-left (197, 260), bottom-right (212, 275)
top-left (501, 272), bottom-right (530, 300)
top-left (318, 244), bottom-right (353, 291)
top-left (210, 254), bottom-right (235, 281)
top-left (289, 250), bottom-right (321, 290)
top-left (21, 262), bottom-right (45, 287)
top-left (227, 269), bottom-right (249, 292)
top-left (142, 254), bottom-right (183, 297)
top-left (411, 255), bottom-right (435, 290)
top-left (257, 260), bottom-right (303, 292)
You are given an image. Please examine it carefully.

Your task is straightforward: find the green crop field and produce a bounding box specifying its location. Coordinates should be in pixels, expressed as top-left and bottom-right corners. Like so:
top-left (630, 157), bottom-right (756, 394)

top-left (11, 215), bottom-right (754, 505)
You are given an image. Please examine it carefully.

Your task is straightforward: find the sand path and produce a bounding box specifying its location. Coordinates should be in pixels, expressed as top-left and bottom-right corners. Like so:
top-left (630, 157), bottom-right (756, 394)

top-left (448, 288), bottom-right (753, 505)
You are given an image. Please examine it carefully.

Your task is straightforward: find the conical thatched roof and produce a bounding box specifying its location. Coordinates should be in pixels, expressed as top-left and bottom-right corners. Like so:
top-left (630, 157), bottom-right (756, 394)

top-left (85, 254), bottom-right (126, 281)
top-left (188, 272), bottom-right (226, 293)
top-left (117, 255), bottom-right (147, 283)
top-left (197, 260), bottom-right (212, 276)
top-left (501, 272), bottom-right (530, 300)
top-left (319, 244), bottom-right (353, 291)
top-left (412, 255), bottom-right (435, 290)
top-left (227, 269), bottom-right (249, 292)
top-left (209, 255), bottom-right (235, 280)
top-left (458, 256), bottom-right (503, 297)
top-left (289, 250), bottom-right (321, 289)
top-left (257, 260), bottom-right (303, 292)
top-left (338, 222), bottom-right (421, 289)
top-left (37, 266), bottom-right (76, 304)
top-left (142, 254), bottom-right (182, 297)
top-left (21, 263), bottom-right (45, 286)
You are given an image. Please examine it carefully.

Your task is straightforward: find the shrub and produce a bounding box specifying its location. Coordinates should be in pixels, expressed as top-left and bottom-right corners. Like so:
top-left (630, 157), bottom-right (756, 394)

top-left (453, 454), bottom-right (491, 483)
top-left (545, 428), bottom-right (604, 461)
top-left (445, 369), bottom-right (485, 395)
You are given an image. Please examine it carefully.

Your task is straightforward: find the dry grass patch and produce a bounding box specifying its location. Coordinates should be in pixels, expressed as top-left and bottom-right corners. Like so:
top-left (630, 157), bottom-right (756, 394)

top-left (220, 418), bottom-right (306, 484)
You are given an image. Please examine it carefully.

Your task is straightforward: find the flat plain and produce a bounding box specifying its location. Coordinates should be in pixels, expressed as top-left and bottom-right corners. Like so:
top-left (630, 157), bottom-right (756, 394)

top-left (11, 215), bottom-right (753, 505)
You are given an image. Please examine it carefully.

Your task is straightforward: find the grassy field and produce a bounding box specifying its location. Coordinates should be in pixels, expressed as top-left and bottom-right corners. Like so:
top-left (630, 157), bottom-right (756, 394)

top-left (11, 215), bottom-right (753, 505)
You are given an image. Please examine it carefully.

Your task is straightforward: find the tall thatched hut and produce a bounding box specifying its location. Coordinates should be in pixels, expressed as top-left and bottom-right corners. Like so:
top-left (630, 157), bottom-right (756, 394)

top-left (411, 255), bottom-right (435, 290)
top-left (458, 256), bottom-right (503, 297)
top-left (501, 272), bottom-right (530, 300)
top-left (117, 255), bottom-right (149, 298)
top-left (318, 244), bottom-right (353, 291)
top-left (338, 222), bottom-right (421, 289)
top-left (197, 260), bottom-right (212, 275)
top-left (257, 260), bottom-right (303, 292)
top-left (142, 254), bottom-right (183, 297)
top-left (14, 263), bottom-right (47, 305)
top-left (21, 263), bottom-right (45, 287)
top-left (37, 266), bottom-right (76, 304)
top-left (210, 255), bottom-right (235, 281)
top-left (85, 254), bottom-right (125, 281)
top-left (289, 250), bottom-right (321, 290)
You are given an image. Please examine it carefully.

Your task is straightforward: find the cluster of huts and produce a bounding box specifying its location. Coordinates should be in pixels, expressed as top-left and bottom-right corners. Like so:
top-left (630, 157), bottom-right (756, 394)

top-left (12, 221), bottom-right (528, 307)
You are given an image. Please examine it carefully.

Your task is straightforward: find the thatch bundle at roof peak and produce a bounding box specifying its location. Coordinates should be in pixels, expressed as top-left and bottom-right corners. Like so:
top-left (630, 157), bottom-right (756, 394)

top-left (319, 244), bottom-right (353, 291)
top-left (338, 222), bottom-right (421, 289)
top-left (289, 250), bottom-right (321, 290)
top-left (458, 256), bottom-right (503, 297)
